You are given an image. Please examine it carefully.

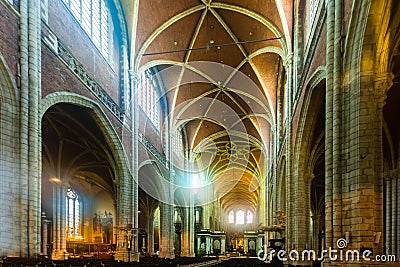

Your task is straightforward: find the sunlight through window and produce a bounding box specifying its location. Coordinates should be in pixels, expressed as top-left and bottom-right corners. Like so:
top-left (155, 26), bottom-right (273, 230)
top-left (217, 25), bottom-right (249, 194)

top-left (138, 70), bottom-right (161, 131)
top-left (66, 188), bottom-right (80, 239)
top-left (63, 0), bottom-right (110, 60)
top-left (228, 211), bottom-right (235, 224)
top-left (246, 210), bottom-right (253, 224)
top-left (236, 210), bottom-right (244, 224)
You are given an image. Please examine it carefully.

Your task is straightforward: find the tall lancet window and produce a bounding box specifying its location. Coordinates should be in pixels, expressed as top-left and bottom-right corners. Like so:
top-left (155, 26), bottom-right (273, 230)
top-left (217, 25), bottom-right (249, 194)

top-left (228, 211), bottom-right (235, 224)
top-left (62, 0), bottom-right (111, 60)
top-left (138, 70), bottom-right (161, 131)
top-left (236, 210), bottom-right (244, 224)
top-left (246, 210), bottom-right (253, 224)
top-left (66, 188), bottom-right (81, 239)
top-left (173, 128), bottom-right (183, 156)
top-left (310, 0), bottom-right (319, 24)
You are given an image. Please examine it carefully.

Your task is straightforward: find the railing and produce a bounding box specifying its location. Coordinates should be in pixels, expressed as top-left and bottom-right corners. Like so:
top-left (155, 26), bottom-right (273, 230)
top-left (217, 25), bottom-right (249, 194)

top-left (57, 43), bottom-right (125, 122)
top-left (138, 132), bottom-right (168, 169)
top-left (41, 26), bottom-right (125, 122)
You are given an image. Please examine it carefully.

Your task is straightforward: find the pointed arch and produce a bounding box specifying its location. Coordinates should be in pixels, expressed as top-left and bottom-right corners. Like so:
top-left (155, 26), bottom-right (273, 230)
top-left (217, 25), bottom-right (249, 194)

top-left (40, 92), bottom-right (131, 183)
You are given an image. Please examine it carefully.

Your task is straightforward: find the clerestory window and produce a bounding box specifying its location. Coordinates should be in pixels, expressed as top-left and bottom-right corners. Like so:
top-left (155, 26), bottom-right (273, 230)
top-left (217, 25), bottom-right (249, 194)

top-left (246, 210), bottom-right (253, 224)
top-left (62, 0), bottom-right (111, 60)
top-left (310, 0), bottom-right (319, 25)
top-left (138, 70), bottom-right (161, 131)
top-left (173, 128), bottom-right (183, 156)
top-left (228, 211), bottom-right (235, 224)
top-left (236, 210), bottom-right (244, 224)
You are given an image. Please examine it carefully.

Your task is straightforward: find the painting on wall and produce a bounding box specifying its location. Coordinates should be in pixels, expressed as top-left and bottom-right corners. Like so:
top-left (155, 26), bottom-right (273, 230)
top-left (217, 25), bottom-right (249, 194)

top-left (93, 210), bottom-right (113, 244)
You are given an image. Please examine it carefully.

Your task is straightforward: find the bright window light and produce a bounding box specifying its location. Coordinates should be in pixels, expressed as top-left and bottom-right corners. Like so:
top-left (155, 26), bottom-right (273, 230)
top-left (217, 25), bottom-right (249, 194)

top-left (192, 173), bottom-right (200, 189)
top-left (246, 210), bottom-right (253, 224)
top-left (236, 210), bottom-right (244, 224)
top-left (228, 211), bottom-right (235, 224)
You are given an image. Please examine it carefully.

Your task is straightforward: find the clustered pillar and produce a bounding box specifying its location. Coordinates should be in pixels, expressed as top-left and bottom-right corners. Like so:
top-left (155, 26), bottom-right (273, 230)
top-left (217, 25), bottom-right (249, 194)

top-left (385, 170), bottom-right (400, 257)
top-left (51, 183), bottom-right (67, 260)
top-left (19, 0), bottom-right (42, 258)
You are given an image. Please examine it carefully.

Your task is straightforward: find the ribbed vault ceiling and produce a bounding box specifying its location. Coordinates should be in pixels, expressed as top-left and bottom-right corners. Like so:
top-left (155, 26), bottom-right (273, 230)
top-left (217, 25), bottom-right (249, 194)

top-left (42, 104), bottom-right (117, 200)
top-left (121, 0), bottom-right (292, 214)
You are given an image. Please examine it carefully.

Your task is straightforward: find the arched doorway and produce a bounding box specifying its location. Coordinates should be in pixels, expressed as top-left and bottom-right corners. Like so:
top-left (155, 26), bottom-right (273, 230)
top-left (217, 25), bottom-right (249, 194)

top-left (293, 75), bottom-right (326, 260)
top-left (41, 103), bottom-right (121, 259)
top-left (382, 40), bottom-right (400, 258)
top-left (0, 54), bottom-right (20, 257)
top-left (138, 187), bottom-right (159, 256)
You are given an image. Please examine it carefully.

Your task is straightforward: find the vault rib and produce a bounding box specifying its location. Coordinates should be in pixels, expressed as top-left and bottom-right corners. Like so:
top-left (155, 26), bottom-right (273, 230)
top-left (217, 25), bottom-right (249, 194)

top-left (274, 0), bottom-right (292, 52)
top-left (184, 8), bottom-right (208, 63)
top-left (210, 2), bottom-right (287, 53)
top-left (189, 90), bottom-right (223, 150)
top-left (135, 5), bottom-right (206, 69)
top-left (209, 8), bottom-right (248, 58)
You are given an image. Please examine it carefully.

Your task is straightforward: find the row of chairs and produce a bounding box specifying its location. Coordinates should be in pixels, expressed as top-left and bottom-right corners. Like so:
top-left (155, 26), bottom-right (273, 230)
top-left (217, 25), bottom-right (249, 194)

top-left (214, 258), bottom-right (279, 267)
top-left (177, 259), bottom-right (220, 267)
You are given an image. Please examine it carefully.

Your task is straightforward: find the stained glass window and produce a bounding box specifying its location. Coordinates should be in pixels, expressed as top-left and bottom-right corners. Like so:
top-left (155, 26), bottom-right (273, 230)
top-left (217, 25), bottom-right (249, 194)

top-left (66, 188), bottom-right (80, 238)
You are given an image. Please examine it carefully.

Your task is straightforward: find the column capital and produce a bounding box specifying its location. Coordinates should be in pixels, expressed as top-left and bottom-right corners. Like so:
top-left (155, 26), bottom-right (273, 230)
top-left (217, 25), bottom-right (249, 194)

top-left (374, 72), bottom-right (394, 108)
top-left (129, 70), bottom-right (140, 82)
top-left (308, 172), bottom-right (315, 182)
top-left (385, 168), bottom-right (399, 181)
top-left (283, 53), bottom-right (294, 69)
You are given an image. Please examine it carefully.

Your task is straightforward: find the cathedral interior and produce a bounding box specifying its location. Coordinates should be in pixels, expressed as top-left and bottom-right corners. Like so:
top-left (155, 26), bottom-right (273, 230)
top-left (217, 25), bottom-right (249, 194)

top-left (0, 0), bottom-right (400, 266)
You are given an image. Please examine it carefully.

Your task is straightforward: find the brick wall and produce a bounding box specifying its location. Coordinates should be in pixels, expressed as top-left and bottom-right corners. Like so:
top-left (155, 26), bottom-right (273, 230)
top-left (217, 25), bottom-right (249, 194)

top-left (139, 107), bottom-right (164, 155)
top-left (46, 0), bottom-right (121, 104)
top-left (306, 23), bottom-right (326, 81)
top-left (41, 44), bottom-right (130, 155)
top-left (0, 2), bottom-right (19, 81)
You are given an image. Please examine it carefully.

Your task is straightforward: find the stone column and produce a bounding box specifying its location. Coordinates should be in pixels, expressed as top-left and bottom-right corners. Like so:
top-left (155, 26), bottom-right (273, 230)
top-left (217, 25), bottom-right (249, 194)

top-left (41, 212), bottom-right (52, 256)
top-left (41, 213), bottom-right (48, 255)
top-left (132, 70), bottom-right (140, 261)
top-left (189, 197), bottom-right (196, 257)
top-left (324, 0), bottom-right (335, 258)
top-left (372, 73), bottom-right (392, 257)
top-left (51, 182), bottom-right (67, 260)
top-left (332, 0), bottom-right (343, 249)
top-left (283, 53), bottom-right (294, 261)
top-left (157, 110), bottom-right (175, 259)
top-left (181, 207), bottom-right (190, 257)
top-left (384, 172), bottom-right (393, 255)
top-left (159, 203), bottom-right (175, 258)
top-left (335, 69), bottom-right (391, 267)
top-left (147, 213), bottom-right (155, 256)
top-left (395, 169), bottom-right (400, 258)
top-left (19, 0), bottom-right (42, 258)
top-left (127, 0), bottom-right (140, 257)
top-left (114, 72), bottom-right (136, 262)
top-left (221, 237), bottom-right (226, 254)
